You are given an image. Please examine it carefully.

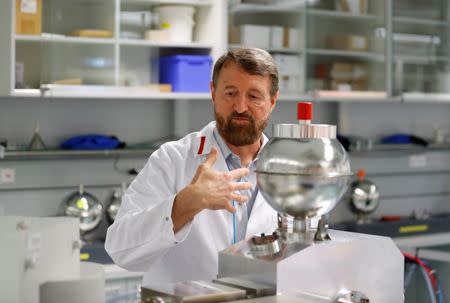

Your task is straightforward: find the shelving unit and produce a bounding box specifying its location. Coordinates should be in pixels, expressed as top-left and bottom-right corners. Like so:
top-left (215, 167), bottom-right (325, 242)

top-left (392, 0), bottom-right (450, 97)
top-left (3, 0), bottom-right (450, 102)
top-left (1, 0), bottom-right (226, 98)
top-left (228, 0), bottom-right (390, 101)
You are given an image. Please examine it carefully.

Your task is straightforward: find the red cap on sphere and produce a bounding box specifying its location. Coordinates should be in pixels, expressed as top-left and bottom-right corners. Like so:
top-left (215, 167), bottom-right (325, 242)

top-left (297, 102), bottom-right (312, 121)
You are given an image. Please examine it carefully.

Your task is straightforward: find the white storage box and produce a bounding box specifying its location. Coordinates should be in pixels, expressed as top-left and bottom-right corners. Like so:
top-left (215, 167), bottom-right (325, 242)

top-left (279, 75), bottom-right (301, 93)
top-left (229, 25), bottom-right (271, 48)
top-left (270, 26), bottom-right (284, 49)
top-left (270, 27), bottom-right (300, 49)
top-left (272, 54), bottom-right (301, 75)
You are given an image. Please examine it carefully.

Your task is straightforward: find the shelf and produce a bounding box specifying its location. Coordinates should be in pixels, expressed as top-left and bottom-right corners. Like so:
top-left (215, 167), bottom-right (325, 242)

top-left (15, 34), bottom-right (115, 45)
top-left (278, 94), bottom-right (312, 102)
top-left (13, 87), bottom-right (212, 99)
top-left (417, 248), bottom-right (450, 262)
top-left (393, 16), bottom-right (449, 27)
top-left (312, 90), bottom-right (389, 102)
top-left (12, 89), bottom-right (41, 97)
top-left (394, 55), bottom-right (449, 65)
top-left (348, 143), bottom-right (450, 155)
top-left (39, 85), bottom-right (212, 99)
top-left (307, 48), bottom-right (385, 61)
top-left (121, 0), bottom-right (212, 6)
top-left (393, 232), bottom-right (450, 248)
top-left (0, 148), bottom-right (155, 160)
top-left (229, 3), bottom-right (303, 14)
top-left (402, 92), bottom-right (450, 103)
top-left (307, 9), bottom-right (380, 21)
top-left (120, 39), bottom-right (212, 49)
top-left (228, 44), bottom-right (300, 54)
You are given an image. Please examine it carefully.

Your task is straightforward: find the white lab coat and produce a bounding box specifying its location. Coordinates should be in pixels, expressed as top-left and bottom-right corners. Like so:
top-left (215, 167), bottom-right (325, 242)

top-left (105, 121), bottom-right (278, 287)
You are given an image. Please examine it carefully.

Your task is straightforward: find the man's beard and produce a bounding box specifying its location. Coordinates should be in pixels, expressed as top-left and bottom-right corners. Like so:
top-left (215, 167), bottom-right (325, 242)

top-left (215, 110), bottom-right (268, 146)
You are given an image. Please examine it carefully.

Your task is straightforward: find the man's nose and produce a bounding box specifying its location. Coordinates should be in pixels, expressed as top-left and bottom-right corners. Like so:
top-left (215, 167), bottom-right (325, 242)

top-left (234, 96), bottom-right (248, 113)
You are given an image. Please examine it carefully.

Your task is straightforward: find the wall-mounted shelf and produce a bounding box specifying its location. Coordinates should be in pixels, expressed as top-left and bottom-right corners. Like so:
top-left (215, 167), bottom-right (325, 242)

top-left (394, 55), bottom-right (449, 65)
top-left (393, 16), bottom-right (449, 27)
top-left (307, 48), bottom-right (385, 61)
top-left (0, 148), bottom-right (155, 161)
top-left (121, 0), bottom-right (212, 6)
top-left (229, 3), bottom-right (304, 14)
top-left (15, 34), bottom-right (115, 45)
top-left (402, 93), bottom-right (450, 103)
top-left (119, 39), bottom-right (212, 49)
top-left (229, 44), bottom-right (301, 54)
top-left (307, 9), bottom-right (380, 21)
top-left (313, 90), bottom-right (389, 102)
top-left (38, 85), bottom-right (212, 99)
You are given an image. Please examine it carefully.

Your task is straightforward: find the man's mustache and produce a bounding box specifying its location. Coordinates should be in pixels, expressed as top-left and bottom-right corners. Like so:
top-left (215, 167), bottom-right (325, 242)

top-left (228, 112), bottom-right (253, 120)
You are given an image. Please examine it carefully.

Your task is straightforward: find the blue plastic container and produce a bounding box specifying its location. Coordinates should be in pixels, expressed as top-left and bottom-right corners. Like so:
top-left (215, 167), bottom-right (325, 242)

top-left (159, 55), bottom-right (212, 92)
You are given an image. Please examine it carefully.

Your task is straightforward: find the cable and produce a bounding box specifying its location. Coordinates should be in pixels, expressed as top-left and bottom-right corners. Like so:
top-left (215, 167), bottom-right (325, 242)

top-left (403, 252), bottom-right (440, 303)
top-left (403, 252), bottom-right (437, 290)
top-left (404, 263), bottom-right (417, 290)
top-left (419, 265), bottom-right (437, 303)
top-left (232, 201), bottom-right (236, 244)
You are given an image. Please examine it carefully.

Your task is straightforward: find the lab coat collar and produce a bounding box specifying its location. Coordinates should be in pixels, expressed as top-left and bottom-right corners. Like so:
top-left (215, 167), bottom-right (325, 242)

top-left (192, 121), bottom-right (217, 159)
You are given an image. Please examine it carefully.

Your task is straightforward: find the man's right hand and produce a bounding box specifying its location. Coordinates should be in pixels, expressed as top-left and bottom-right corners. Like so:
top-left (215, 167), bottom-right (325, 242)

top-left (171, 147), bottom-right (251, 232)
top-left (190, 147), bottom-right (251, 213)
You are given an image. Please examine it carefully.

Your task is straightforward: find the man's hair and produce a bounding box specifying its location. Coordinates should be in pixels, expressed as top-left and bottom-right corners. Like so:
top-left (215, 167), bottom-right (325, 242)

top-left (212, 48), bottom-right (279, 97)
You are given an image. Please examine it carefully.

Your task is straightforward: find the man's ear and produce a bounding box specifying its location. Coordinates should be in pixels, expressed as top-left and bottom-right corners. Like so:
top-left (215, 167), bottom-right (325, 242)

top-left (210, 81), bottom-right (215, 102)
top-left (270, 90), bottom-right (279, 112)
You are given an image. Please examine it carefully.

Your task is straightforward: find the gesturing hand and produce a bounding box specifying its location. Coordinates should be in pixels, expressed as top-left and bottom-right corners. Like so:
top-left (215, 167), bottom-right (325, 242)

top-left (190, 147), bottom-right (251, 213)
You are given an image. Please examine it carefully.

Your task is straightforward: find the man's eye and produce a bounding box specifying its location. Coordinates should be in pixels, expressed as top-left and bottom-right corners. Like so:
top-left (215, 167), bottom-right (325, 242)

top-left (226, 92), bottom-right (236, 97)
top-left (250, 95), bottom-right (260, 100)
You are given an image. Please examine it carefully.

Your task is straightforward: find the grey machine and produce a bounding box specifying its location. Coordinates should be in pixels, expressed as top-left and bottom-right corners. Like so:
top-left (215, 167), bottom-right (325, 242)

top-left (142, 104), bottom-right (404, 303)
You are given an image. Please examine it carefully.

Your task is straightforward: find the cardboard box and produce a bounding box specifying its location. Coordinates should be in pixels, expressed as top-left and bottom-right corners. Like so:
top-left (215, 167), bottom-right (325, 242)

top-left (15, 0), bottom-right (42, 35)
top-left (336, 0), bottom-right (368, 15)
top-left (272, 54), bottom-right (301, 76)
top-left (327, 34), bottom-right (368, 51)
top-left (330, 80), bottom-right (352, 91)
top-left (283, 27), bottom-right (299, 49)
top-left (330, 63), bottom-right (353, 81)
top-left (328, 62), bottom-right (369, 91)
top-left (270, 26), bottom-right (284, 49)
top-left (279, 75), bottom-right (301, 93)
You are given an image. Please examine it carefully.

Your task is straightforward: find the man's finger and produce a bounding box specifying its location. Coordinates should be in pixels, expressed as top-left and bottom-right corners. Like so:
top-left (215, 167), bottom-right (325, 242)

top-left (225, 201), bottom-right (236, 213)
top-left (230, 193), bottom-right (249, 204)
top-left (231, 182), bottom-right (252, 191)
top-left (228, 167), bottom-right (249, 180)
top-left (203, 147), bottom-right (218, 168)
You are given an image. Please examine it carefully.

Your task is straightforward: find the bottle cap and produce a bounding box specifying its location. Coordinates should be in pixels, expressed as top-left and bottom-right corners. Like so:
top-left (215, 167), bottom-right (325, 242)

top-left (297, 102), bottom-right (312, 121)
top-left (357, 169), bottom-right (366, 181)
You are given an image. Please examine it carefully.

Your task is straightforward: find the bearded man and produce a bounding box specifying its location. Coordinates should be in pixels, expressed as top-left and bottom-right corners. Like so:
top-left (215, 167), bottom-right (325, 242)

top-left (105, 48), bottom-right (280, 286)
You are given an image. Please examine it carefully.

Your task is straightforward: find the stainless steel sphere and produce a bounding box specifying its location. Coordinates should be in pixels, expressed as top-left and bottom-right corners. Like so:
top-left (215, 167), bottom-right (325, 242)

top-left (64, 185), bottom-right (103, 232)
top-left (350, 179), bottom-right (380, 214)
top-left (256, 137), bottom-right (351, 219)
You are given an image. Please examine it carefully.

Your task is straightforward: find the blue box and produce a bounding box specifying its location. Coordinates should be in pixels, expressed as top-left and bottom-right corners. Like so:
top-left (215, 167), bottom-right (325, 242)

top-left (159, 55), bottom-right (212, 92)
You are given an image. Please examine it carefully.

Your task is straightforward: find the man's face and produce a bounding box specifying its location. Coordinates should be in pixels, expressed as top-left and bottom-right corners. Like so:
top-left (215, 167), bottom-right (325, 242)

top-left (211, 61), bottom-right (278, 146)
